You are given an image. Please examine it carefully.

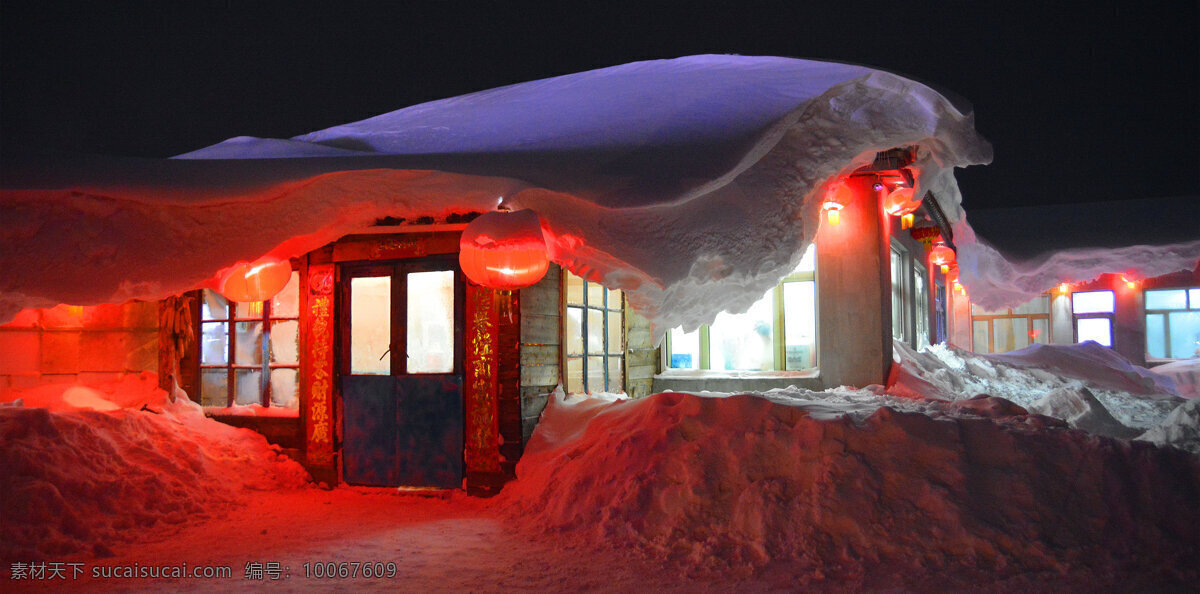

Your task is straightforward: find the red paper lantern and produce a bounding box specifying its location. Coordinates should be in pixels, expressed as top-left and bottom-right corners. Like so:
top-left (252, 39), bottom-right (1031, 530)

top-left (945, 263), bottom-right (960, 284)
top-left (882, 187), bottom-right (922, 229)
top-left (459, 209), bottom-right (550, 290)
top-left (929, 243), bottom-right (956, 273)
top-left (219, 258), bottom-right (292, 303)
top-left (822, 182), bottom-right (854, 226)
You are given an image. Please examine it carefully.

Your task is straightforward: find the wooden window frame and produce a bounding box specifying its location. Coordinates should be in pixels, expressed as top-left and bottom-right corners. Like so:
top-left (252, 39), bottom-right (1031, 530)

top-left (970, 295), bottom-right (1052, 354)
top-left (563, 273), bottom-right (625, 393)
top-left (1144, 286), bottom-right (1200, 360)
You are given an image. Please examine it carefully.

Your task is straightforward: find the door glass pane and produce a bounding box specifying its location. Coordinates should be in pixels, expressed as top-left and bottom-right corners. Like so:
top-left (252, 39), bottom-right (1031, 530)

top-left (407, 270), bottom-right (455, 374)
top-left (1167, 311), bottom-right (1200, 359)
top-left (783, 280), bottom-right (816, 370)
top-left (1031, 318), bottom-right (1049, 344)
top-left (607, 357), bottom-right (623, 392)
top-left (271, 271), bottom-right (301, 318)
top-left (201, 322), bottom-right (228, 364)
top-left (566, 357), bottom-right (584, 394)
top-left (1077, 318), bottom-right (1113, 346)
top-left (270, 320), bottom-right (299, 364)
top-left (234, 369), bottom-right (262, 405)
top-left (607, 311), bottom-right (623, 354)
top-left (669, 327), bottom-right (700, 369)
top-left (270, 368), bottom-right (299, 409)
top-left (709, 290), bottom-right (774, 371)
top-left (1072, 291), bottom-right (1114, 314)
top-left (972, 320), bottom-right (990, 353)
top-left (587, 309), bottom-right (605, 355)
top-left (200, 369), bottom-right (228, 407)
top-left (1145, 289), bottom-right (1187, 310)
top-left (1146, 313), bottom-right (1166, 358)
top-left (235, 321), bottom-right (264, 365)
top-left (587, 356), bottom-right (604, 392)
top-left (351, 276), bottom-right (391, 375)
top-left (566, 306), bottom-right (584, 355)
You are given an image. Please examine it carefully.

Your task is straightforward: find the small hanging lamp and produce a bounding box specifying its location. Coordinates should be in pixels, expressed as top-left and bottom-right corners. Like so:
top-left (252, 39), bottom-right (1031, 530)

top-left (459, 209), bottom-right (550, 290)
top-left (882, 187), bottom-right (922, 229)
top-left (822, 182), bottom-right (854, 226)
top-left (929, 242), bottom-right (956, 274)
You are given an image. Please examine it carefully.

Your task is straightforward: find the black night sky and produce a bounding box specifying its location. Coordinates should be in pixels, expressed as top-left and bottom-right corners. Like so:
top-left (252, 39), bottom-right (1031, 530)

top-left (2, 2), bottom-right (1197, 213)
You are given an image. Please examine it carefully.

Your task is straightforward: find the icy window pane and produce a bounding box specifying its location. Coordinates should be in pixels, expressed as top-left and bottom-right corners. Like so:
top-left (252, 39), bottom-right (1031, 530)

top-left (1011, 318), bottom-right (1029, 351)
top-left (565, 273), bottom-right (584, 305)
top-left (607, 288), bottom-right (623, 310)
top-left (587, 309), bottom-right (605, 355)
top-left (1012, 295), bottom-right (1050, 315)
top-left (270, 320), bottom-right (299, 364)
top-left (914, 264), bottom-right (929, 349)
top-left (566, 306), bottom-right (584, 355)
top-left (1146, 314), bottom-right (1167, 358)
top-left (1167, 311), bottom-right (1200, 359)
top-left (607, 357), bottom-right (623, 392)
top-left (1072, 291), bottom-right (1114, 314)
top-left (587, 356), bottom-right (604, 392)
top-left (235, 300), bottom-right (262, 319)
top-left (351, 276), bottom-right (391, 375)
top-left (972, 320), bottom-right (990, 353)
top-left (201, 290), bottom-right (228, 321)
top-left (270, 368), bottom-right (299, 409)
top-left (709, 289), bottom-right (774, 371)
top-left (993, 319), bottom-right (1015, 353)
top-left (607, 311), bottom-right (623, 354)
top-left (200, 369), bottom-right (228, 407)
top-left (271, 271), bottom-right (300, 318)
top-left (891, 248), bottom-right (906, 341)
top-left (1076, 318), bottom-right (1112, 347)
top-left (587, 281), bottom-right (605, 308)
top-left (1145, 289), bottom-right (1187, 310)
top-left (201, 322), bottom-right (228, 364)
top-left (783, 280), bottom-right (816, 370)
top-left (235, 369), bottom-right (262, 405)
top-left (1031, 318), bottom-right (1049, 344)
top-left (1190, 289), bottom-right (1200, 307)
top-left (566, 357), bottom-right (583, 394)
top-left (669, 327), bottom-right (700, 369)
top-left (235, 321), bottom-right (264, 365)
top-left (407, 270), bottom-right (454, 374)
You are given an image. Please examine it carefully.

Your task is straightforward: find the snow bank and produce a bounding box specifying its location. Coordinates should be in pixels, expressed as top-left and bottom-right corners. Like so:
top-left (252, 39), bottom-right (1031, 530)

top-left (0, 55), bottom-right (991, 337)
top-left (1138, 398), bottom-right (1200, 455)
top-left (1153, 358), bottom-right (1200, 399)
top-left (889, 340), bottom-right (1183, 431)
top-left (0, 375), bottom-right (311, 561)
top-left (498, 389), bottom-right (1200, 584)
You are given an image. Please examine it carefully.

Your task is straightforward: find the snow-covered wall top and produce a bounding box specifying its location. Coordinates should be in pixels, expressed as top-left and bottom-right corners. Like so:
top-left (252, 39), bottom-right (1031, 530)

top-left (1, 55), bottom-right (992, 334)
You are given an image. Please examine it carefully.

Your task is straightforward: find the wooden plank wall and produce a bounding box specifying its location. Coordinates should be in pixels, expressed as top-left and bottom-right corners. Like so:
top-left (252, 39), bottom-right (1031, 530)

top-left (518, 264), bottom-right (561, 444)
top-left (624, 307), bottom-right (657, 398)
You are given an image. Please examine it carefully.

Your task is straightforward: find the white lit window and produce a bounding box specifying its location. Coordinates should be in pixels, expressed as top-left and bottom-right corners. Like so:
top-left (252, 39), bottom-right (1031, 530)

top-left (1072, 290), bottom-right (1115, 347)
top-left (913, 261), bottom-right (930, 349)
top-left (200, 270), bottom-right (301, 409)
top-left (565, 272), bottom-right (624, 394)
top-left (666, 245), bottom-right (817, 371)
top-left (1145, 287), bottom-right (1200, 360)
top-left (891, 245), bottom-right (907, 342)
top-left (970, 296), bottom-right (1050, 354)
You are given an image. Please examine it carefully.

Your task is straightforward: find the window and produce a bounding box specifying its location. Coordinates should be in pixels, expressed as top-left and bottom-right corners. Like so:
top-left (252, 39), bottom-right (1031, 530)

top-left (1072, 290), bottom-right (1115, 347)
top-left (913, 261), bottom-right (930, 349)
top-left (891, 245), bottom-right (907, 342)
top-left (199, 270), bottom-right (301, 409)
top-left (1145, 287), bottom-right (1200, 359)
top-left (666, 245), bottom-right (817, 372)
top-left (971, 295), bottom-right (1051, 354)
top-left (565, 272), bottom-right (624, 394)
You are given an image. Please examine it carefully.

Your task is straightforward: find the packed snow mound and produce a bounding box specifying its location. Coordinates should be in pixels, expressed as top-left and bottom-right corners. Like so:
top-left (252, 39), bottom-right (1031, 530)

top-left (498, 390), bottom-right (1200, 584)
top-left (1027, 386), bottom-right (1140, 439)
top-left (1138, 398), bottom-right (1200, 455)
top-left (1153, 357), bottom-right (1200, 399)
top-left (0, 55), bottom-right (991, 337)
top-left (0, 376), bottom-right (311, 561)
top-left (2, 371), bottom-right (168, 411)
top-left (890, 340), bottom-right (1182, 431)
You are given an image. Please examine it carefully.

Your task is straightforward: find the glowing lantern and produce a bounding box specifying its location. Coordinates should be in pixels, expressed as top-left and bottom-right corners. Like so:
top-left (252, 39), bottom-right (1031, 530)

top-left (219, 258), bottom-right (292, 303)
top-left (822, 182), bottom-right (854, 226)
top-left (910, 225), bottom-right (942, 250)
top-left (929, 243), bottom-right (956, 274)
top-left (882, 187), bottom-right (922, 229)
top-left (945, 264), bottom-right (960, 284)
top-left (459, 209), bottom-right (549, 290)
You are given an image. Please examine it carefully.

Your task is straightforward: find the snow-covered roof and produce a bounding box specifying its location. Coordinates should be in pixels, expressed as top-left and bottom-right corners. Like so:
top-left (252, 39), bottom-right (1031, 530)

top-left (1, 55), bottom-right (993, 333)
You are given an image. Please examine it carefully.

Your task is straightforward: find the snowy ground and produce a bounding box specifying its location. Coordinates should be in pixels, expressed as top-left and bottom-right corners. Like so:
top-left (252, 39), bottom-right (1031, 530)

top-left (3, 345), bottom-right (1199, 591)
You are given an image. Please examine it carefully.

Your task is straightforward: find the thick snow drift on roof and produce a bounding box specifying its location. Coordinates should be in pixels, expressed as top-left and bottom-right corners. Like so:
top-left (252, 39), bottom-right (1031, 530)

top-left (888, 340), bottom-right (1183, 432)
top-left (0, 55), bottom-right (991, 334)
top-left (497, 388), bottom-right (1200, 585)
top-left (0, 374), bottom-right (310, 561)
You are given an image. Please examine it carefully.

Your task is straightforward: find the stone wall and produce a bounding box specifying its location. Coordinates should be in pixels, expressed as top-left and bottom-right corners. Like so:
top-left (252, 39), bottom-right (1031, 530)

top-left (0, 302), bottom-right (158, 393)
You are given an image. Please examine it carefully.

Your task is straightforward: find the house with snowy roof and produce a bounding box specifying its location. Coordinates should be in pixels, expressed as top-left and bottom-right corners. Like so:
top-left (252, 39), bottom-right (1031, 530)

top-left (2, 55), bottom-right (1196, 492)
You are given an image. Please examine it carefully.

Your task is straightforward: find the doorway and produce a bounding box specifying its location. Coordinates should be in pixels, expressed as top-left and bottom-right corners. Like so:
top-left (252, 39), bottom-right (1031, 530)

top-left (338, 256), bottom-right (465, 488)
